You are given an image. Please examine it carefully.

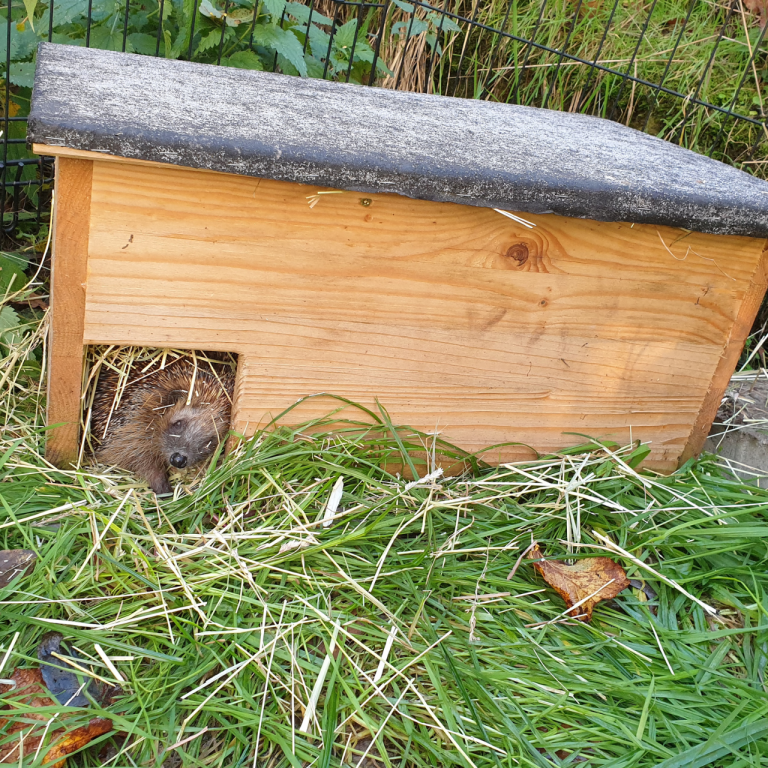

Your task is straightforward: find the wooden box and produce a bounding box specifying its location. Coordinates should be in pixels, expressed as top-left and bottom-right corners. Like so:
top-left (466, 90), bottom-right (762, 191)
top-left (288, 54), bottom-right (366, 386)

top-left (29, 43), bottom-right (768, 471)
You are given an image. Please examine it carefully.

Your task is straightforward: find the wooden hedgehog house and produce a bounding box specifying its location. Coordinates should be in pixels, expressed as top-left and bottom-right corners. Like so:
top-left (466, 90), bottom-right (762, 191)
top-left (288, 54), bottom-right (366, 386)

top-left (29, 42), bottom-right (768, 472)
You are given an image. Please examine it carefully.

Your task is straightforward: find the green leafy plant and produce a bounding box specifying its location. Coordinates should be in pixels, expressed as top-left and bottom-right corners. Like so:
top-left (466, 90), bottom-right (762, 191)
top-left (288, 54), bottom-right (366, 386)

top-left (390, 0), bottom-right (461, 56)
top-left (0, 0), bottom-right (391, 224)
top-left (0, 304), bottom-right (20, 354)
top-left (0, 252), bottom-right (27, 294)
top-left (1, 0), bottom-right (390, 84)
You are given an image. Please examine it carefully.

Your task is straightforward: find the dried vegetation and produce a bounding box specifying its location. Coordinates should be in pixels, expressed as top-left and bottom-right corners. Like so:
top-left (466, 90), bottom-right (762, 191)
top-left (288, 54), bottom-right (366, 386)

top-left (1, 271), bottom-right (768, 766)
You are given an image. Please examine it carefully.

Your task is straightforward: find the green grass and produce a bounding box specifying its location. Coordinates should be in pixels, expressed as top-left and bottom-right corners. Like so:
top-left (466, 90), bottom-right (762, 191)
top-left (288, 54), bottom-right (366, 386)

top-left (2, 288), bottom-right (768, 766)
top-left (413, 0), bottom-right (768, 173)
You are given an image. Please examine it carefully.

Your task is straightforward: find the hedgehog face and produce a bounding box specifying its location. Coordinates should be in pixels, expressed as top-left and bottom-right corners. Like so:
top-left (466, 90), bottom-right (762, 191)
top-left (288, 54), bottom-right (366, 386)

top-left (160, 404), bottom-right (226, 471)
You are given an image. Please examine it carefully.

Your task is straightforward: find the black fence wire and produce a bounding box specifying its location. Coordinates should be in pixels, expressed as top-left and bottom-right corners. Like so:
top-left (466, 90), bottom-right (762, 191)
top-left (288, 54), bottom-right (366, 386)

top-left (2, 0), bottom-right (767, 240)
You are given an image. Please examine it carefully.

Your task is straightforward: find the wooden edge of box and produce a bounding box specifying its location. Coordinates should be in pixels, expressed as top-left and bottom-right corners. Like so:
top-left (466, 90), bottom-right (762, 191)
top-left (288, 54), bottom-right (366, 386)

top-left (33, 143), bottom-right (173, 171)
top-left (680, 239), bottom-right (768, 465)
top-left (45, 156), bottom-right (93, 468)
top-left (225, 352), bottom-right (252, 454)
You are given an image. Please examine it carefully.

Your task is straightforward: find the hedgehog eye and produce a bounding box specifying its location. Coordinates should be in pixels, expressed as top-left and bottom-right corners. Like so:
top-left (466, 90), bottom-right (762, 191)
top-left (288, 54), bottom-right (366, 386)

top-left (171, 419), bottom-right (184, 429)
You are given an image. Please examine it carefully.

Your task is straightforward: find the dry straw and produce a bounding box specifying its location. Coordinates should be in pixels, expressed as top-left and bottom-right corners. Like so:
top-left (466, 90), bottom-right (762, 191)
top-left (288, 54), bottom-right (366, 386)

top-left (1, 292), bottom-right (768, 766)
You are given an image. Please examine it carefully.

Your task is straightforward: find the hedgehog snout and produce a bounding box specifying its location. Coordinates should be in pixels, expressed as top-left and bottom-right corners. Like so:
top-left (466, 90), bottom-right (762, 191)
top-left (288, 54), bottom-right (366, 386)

top-left (170, 452), bottom-right (188, 468)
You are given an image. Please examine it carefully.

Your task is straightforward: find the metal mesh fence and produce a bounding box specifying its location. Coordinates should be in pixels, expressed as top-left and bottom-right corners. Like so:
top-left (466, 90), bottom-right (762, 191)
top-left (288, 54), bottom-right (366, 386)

top-left (2, 0), bottom-right (767, 240)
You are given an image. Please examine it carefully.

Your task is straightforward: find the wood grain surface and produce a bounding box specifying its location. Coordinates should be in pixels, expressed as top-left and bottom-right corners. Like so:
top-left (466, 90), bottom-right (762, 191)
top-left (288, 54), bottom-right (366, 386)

top-left (46, 157), bottom-right (92, 467)
top-left (681, 243), bottom-right (768, 463)
top-left (55, 156), bottom-right (765, 470)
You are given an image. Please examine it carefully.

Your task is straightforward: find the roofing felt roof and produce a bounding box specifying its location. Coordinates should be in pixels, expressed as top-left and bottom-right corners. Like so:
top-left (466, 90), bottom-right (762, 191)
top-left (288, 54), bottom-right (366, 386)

top-left (28, 42), bottom-right (768, 237)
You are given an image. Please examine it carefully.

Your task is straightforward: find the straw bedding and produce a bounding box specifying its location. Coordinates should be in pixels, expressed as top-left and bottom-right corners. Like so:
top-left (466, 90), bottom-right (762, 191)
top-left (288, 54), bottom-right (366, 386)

top-left (1, 314), bottom-right (767, 767)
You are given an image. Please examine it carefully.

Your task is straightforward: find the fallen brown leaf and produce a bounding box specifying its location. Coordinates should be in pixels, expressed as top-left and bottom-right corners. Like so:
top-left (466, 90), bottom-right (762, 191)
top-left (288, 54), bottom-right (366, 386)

top-left (0, 668), bottom-right (113, 766)
top-left (0, 550), bottom-right (36, 589)
top-left (528, 544), bottom-right (629, 621)
top-left (745, 0), bottom-right (768, 29)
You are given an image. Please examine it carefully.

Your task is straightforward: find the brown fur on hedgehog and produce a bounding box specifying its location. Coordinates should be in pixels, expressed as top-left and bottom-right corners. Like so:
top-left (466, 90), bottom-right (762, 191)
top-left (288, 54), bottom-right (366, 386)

top-left (90, 357), bottom-right (235, 494)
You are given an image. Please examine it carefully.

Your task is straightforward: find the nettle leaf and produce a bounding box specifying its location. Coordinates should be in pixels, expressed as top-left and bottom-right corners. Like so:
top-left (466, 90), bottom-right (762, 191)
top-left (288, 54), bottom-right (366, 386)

top-left (352, 45), bottom-right (393, 76)
top-left (427, 11), bottom-right (461, 32)
top-left (252, 22), bottom-right (306, 75)
top-left (390, 0), bottom-right (414, 11)
top-left (425, 31), bottom-right (441, 54)
top-left (2, 251), bottom-right (30, 270)
top-left (196, 26), bottom-right (228, 54)
top-left (9, 61), bottom-right (36, 88)
top-left (0, 304), bottom-right (19, 330)
top-left (327, 20), bottom-right (381, 75)
top-left (304, 53), bottom-right (324, 77)
top-left (89, 0), bottom-right (120, 23)
top-left (0, 253), bottom-right (27, 293)
top-left (442, 16), bottom-right (461, 32)
top-left (409, 18), bottom-right (429, 36)
top-left (198, 0), bottom-right (252, 25)
top-left (42, 0), bottom-right (90, 26)
top-left (128, 32), bottom-right (159, 54)
top-left (332, 18), bottom-right (360, 50)
top-left (225, 49), bottom-right (264, 69)
top-left (51, 31), bottom-right (85, 45)
top-left (88, 25), bottom-right (128, 51)
top-left (260, 0), bottom-right (285, 20)
top-left (346, 37), bottom-right (373, 59)
top-left (169, 26), bottom-right (186, 58)
top-left (276, 50), bottom-right (299, 76)
top-left (169, 0), bottom-right (197, 57)
top-left (308, 21), bottom-right (330, 58)
top-left (285, 2), bottom-right (331, 26)
top-left (391, 17), bottom-right (427, 37)
top-left (0, 24), bottom-right (39, 63)
top-left (0, 305), bottom-right (21, 355)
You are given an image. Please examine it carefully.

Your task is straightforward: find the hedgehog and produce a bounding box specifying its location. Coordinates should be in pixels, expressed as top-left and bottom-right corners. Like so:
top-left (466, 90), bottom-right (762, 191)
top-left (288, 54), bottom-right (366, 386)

top-left (89, 357), bottom-right (236, 494)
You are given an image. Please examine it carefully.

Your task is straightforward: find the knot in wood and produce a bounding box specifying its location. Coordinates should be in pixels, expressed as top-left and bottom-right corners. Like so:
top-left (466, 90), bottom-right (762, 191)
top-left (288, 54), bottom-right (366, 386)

top-left (506, 243), bottom-right (529, 265)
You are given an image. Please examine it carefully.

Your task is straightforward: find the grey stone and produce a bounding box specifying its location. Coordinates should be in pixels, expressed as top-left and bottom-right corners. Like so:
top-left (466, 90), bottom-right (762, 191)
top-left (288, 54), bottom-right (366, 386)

top-left (705, 428), bottom-right (768, 488)
top-left (28, 42), bottom-right (768, 237)
top-left (705, 376), bottom-right (768, 487)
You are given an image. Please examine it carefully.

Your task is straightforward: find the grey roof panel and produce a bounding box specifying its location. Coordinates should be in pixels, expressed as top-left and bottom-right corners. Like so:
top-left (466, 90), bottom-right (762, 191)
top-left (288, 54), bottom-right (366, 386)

top-left (27, 42), bottom-right (768, 237)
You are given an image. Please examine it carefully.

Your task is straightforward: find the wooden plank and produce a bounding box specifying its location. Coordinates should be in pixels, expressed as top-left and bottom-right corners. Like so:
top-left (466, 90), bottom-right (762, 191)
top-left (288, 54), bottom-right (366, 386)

top-left (46, 157), bottom-right (93, 467)
top-left (81, 159), bottom-right (767, 471)
top-left (227, 351), bottom-right (252, 452)
top-left (681, 242), bottom-right (768, 464)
